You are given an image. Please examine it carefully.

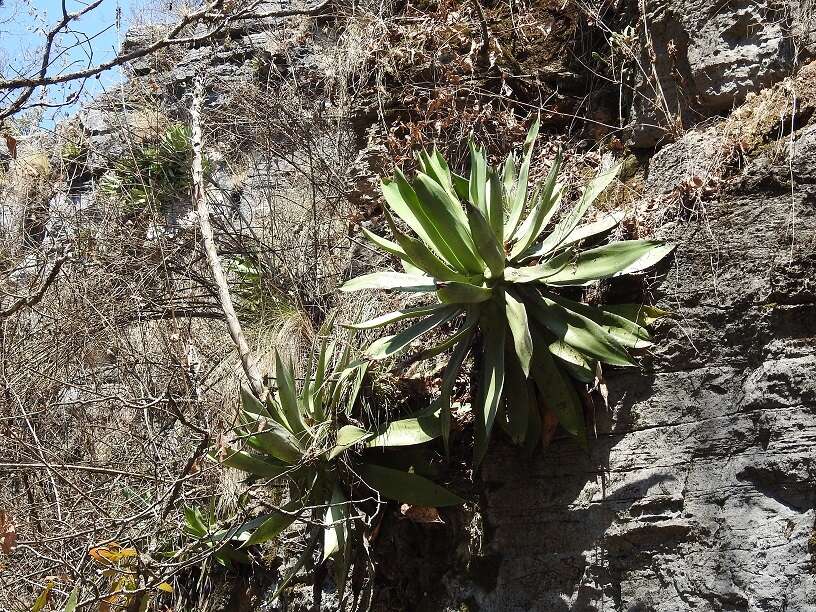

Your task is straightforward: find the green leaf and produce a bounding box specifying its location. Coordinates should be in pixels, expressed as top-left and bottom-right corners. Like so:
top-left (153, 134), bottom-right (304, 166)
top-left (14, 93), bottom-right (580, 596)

top-left (312, 337), bottom-right (334, 421)
top-left (345, 360), bottom-right (368, 414)
top-left (524, 210), bottom-right (624, 259)
top-left (545, 293), bottom-right (652, 349)
top-left (503, 349), bottom-right (530, 445)
top-left (63, 586), bottom-right (80, 612)
top-left (241, 386), bottom-right (270, 418)
top-left (536, 163), bottom-right (621, 255)
top-left (243, 499), bottom-right (303, 547)
top-left (360, 227), bottom-right (408, 261)
top-left (541, 240), bottom-right (673, 286)
top-left (241, 409), bottom-right (303, 463)
top-left (436, 281), bottom-right (493, 304)
top-left (603, 303), bottom-right (672, 327)
top-left (468, 141), bottom-right (488, 217)
top-left (510, 151), bottom-right (563, 259)
top-left (219, 448), bottom-right (290, 478)
top-left (524, 290), bottom-right (634, 366)
top-left (384, 169), bottom-right (477, 273)
top-left (502, 153), bottom-right (517, 197)
top-left (341, 271), bottom-right (434, 293)
top-left (359, 464), bottom-right (464, 506)
top-left (451, 171), bottom-right (470, 201)
top-left (421, 148), bottom-right (469, 222)
top-left (529, 327), bottom-right (587, 445)
top-left (366, 412), bottom-right (441, 447)
top-left (505, 118), bottom-right (541, 240)
top-left (615, 242), bottom-right (676, 275)
top-left (474, 301), bottom-right (506, 464)
top-left (385, 208), bottom-right (469, 281)
top-left (436, 331), bottom-right (474, 455)
top-left (504, 254), bottom-right (574, 284)
top-left (465, 202), bottom-right (505, 279)
top-left (365, 307), bottom-right (458, 360)
top-left (413, 172), bottom-right (485, 274)
top-left (329, 425), bottom-right (373, 459)
top-left (381, 172), bottom-right (441, 254)
top-left (31, 583), bottom-right (53, 612)
top-left (184, 507), bottom-right (208, 537)
top-left (430, 148), bottom-right (458, 197)
top-left (275, 351), bottom-right (306, 438)
top-left (412, 309), bottom-right (478, 362)
top-left (548, 340), bottom-right (596, 383)
top-left (488, 169), bottom-right (505, 242)
top-left (323, 485), bottom-right (348, 562)
top-left (505, 289), bottom-right (533, 377)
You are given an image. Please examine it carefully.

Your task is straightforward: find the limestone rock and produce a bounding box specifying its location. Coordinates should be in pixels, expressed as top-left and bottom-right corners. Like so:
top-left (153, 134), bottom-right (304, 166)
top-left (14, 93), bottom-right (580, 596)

top-left (629, 0), bottom-right (807, 148)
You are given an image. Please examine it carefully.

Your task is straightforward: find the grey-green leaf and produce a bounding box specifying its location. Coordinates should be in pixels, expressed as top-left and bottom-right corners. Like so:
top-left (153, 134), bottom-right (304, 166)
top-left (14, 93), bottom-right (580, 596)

top-left (541, 240), bottom-right (673, 286)
top-left (474, 301), bottom-right (506, 464)
top-left (510, 152), bottom-right (562, 259)
top-left (366, 413), bottom-right (442, 447)
top-left (505, 119), bottom-right (541, 240)
top-left (329, 425), bottom-right (373, 459)
top-left (529, 327), bottom-right (587, 446)
top-left (344, 303), bottom-right (450, 330)
top-left (359, 463), bottom-right (464, 506)
top-left (466, 202), bottom-right (505, 279)
top-left (524, 290), bottom-right (634, 366)
top-left (243, 500), bottom-right (303, 547)
top-left (524, 210), bottom-right (624, 259)
top-left (505, 289), bottom-right (533, 377)
top-left (323, 485), bottom-right (348, 562)
top-left (535, 163), bottom-right (621, 255)
top-left (341, 271), bottom-right (435, 293)
top-left (219, 448), bottom-right (290, 478)
top-left (436, 281), bottom-right (493, 304)
top-left (365, 307), bottom-right (458, 360)
top-left (545, 293), bottom-right (652, 349)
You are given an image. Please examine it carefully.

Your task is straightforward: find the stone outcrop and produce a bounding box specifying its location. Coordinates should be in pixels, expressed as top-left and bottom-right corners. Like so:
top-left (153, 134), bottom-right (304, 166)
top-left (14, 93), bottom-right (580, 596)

top-left (629, 0), bottom-right (814, 147)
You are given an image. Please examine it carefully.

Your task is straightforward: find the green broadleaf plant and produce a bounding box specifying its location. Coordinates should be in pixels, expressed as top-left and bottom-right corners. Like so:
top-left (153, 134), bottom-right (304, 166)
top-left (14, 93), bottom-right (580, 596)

top-left (202, 330), bottom-right (462, 596)
top-left (342, 121), bottom-right (675, 463)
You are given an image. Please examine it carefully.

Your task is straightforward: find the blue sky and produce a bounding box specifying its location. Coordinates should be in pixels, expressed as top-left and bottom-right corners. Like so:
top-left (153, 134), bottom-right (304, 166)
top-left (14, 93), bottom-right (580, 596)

top-left (0, 0), bottom-right (129, 127)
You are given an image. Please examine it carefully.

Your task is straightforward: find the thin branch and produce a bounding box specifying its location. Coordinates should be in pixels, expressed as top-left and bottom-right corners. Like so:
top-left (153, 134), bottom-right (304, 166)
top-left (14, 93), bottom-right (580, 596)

top-left (1, 256), bottom-right (66, 317)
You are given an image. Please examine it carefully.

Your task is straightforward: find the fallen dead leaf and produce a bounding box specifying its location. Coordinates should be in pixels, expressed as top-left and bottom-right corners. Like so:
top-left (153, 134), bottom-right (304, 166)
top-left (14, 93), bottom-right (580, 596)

top-left (0, 511), bottom-right (16, 555)
top-left (400, 504), bottom-right (444, 524)
top-left (3, 134), bottom-right (16, 159)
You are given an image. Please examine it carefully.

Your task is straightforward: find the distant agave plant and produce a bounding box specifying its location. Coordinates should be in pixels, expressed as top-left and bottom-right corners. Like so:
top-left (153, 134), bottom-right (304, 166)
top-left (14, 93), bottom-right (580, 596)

top-left (342, 121), bottom-right (675, 462)
top-left (203, 332), bottom-right (461, 596)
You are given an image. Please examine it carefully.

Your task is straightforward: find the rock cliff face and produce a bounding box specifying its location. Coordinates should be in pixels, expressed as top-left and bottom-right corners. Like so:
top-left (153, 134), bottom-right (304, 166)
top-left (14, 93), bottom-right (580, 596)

top-left (629, 0), bottom-right (814, 147)
top-left (479, 103), bottom-right (816, 612)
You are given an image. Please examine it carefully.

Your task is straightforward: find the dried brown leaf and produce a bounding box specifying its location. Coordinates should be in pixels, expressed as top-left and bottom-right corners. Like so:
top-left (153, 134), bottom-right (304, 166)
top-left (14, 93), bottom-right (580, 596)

top-left (400, 504), bottom-right (444, 524)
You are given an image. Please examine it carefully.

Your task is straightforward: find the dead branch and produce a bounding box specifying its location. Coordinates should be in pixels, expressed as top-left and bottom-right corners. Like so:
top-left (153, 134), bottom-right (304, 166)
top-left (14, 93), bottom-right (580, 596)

top-left (190, 76), bottom-right (265, 398)
top-left (0, 256), bottom-right (66, 317)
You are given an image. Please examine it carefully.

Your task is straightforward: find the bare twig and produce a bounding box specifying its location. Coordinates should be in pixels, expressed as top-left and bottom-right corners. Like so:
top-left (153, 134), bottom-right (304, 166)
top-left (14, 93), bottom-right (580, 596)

top-left (1, 256), bottom-right (66, 318)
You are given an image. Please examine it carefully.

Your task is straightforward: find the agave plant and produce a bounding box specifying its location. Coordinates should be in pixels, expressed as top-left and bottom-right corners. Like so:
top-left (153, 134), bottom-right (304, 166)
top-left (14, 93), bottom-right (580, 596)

top-left (205, 332), bottom-right (461, 595)
top-left (341, 121), bottom-right (675, 462)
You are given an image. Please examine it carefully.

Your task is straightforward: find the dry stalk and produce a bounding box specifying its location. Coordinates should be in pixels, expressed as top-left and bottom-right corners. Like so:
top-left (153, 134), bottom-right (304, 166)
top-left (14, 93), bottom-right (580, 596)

top-left (190, 76), bottom-right (264, 399)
